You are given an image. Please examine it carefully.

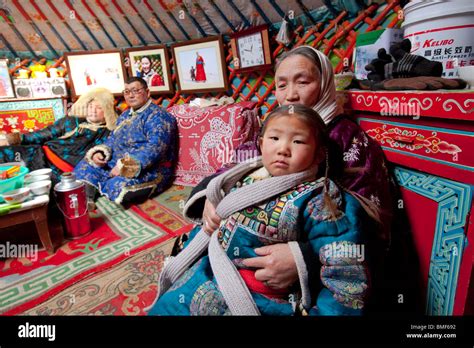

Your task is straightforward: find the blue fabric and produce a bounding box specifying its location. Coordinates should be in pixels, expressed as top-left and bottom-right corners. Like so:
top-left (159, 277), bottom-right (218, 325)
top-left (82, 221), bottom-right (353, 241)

top-left (149, 174), bottom-right (370, 316)
top-left (74, 102), bottom-right (177, 203)
top-left (0, 117), bottom-right (110, 182)
top-left (21, 117), bottom-right (110, 166)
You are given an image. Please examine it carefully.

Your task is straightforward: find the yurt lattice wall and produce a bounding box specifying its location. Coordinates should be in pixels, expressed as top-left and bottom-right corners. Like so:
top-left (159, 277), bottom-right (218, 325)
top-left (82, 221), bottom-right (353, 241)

top-left (0, 0), bottom-right (403, 115)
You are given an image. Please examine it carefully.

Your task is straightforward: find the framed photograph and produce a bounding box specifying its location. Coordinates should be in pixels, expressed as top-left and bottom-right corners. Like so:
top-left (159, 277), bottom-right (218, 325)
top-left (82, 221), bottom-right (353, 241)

top-left (230, 25), bottom-right (272, 74)
top-left (64, 50), bottom-right (126, 99)
top-left (0, 59), bottom-right (15, 99)
top-left (171, 36), bottom-right (229, 94)
top-left (125, 45), bottom-right (173, 95)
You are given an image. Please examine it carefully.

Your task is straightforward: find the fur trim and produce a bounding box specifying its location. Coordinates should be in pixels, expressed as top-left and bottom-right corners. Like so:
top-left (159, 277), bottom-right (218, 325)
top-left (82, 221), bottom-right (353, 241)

top-left (69, 87), bottom-right (118, 130)
top-left (5, 132), bottom-right (21, 145)
top-left (85, 144), bottom-right (112, 167)
top-left (288, 241), bottom-right (311, 310)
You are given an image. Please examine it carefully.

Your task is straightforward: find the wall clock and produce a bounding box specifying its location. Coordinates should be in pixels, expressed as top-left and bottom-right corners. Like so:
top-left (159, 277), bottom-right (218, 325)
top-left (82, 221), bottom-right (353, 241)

top-left (230, 25), bottom-right (272, 74)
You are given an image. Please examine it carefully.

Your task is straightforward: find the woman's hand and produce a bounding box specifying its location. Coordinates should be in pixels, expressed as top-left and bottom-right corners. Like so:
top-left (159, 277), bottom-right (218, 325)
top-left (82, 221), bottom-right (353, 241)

top-left (242, 243), bottom-right (298, 290)
top-left (0, 139), bottom-right (8, 146)
top-left (202, 198), bottom-right (221, 235)
top-left (110, 164), bottom-right (120, 177)
top-left (92, 153), bottom-right (107, 167)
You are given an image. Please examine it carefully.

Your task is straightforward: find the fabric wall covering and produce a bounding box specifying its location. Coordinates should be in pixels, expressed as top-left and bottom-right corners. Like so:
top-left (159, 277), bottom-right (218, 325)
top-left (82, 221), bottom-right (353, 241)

top-left (0, 0), bottom-right (402, 113)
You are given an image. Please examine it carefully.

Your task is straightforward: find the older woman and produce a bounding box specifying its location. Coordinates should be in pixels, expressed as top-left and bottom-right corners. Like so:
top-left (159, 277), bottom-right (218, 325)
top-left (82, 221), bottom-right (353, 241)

top-left (0, 88), bottom-right (117, 182)
top-left (180, 46), bottom-right (394, 313)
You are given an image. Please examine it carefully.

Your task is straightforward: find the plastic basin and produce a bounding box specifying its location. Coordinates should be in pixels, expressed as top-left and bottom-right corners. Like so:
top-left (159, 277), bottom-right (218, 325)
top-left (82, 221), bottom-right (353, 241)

top-left (0, 166), bottom-right (29, 202)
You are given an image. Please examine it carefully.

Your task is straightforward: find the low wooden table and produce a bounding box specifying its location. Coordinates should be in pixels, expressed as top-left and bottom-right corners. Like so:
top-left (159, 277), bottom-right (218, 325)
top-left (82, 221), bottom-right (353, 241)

top-left (0, 195), bottom-right (55, 254)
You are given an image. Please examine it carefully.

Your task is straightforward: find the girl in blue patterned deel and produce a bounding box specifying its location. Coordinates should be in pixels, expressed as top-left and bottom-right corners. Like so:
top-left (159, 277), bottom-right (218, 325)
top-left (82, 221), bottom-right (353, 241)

top-left (149, 105), bottom-right (371, 316)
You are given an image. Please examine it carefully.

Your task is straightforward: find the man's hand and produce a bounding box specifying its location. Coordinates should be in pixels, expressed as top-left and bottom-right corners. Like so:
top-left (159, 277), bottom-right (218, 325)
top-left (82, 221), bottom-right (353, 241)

top-left (92, 153), bottom-right (107, 167)
top-left (242, 243), bottom-right (298, 290)
top-left (202, 198), bottom-right (221, 235)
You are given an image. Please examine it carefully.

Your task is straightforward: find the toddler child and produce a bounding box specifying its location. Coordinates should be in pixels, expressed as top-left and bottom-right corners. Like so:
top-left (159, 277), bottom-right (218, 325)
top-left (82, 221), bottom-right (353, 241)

top-left (149, 104), bottom-right (370, 316)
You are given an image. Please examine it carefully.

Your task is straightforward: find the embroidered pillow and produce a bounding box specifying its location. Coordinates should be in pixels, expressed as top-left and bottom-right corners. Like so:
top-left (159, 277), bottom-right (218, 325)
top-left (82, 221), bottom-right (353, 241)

top-left (168, 101), bottom-right (259, 186)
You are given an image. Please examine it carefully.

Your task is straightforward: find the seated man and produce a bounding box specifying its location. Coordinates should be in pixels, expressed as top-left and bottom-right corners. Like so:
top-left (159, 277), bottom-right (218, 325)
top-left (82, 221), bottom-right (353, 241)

top-left (74, 77), bottom-right (177, 207)
top-left (0, 88), bottom-right (117, 182)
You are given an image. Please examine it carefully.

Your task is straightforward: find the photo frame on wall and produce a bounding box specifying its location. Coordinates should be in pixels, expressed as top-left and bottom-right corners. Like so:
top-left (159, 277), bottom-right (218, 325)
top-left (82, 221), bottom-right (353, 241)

top-left (125, 45), bottom-right (173, 95)
top-left (0, 59), bottom-right (15, 99)
top-left (171, 36), bottom-right (229, 94)
top-left (64, 50), bottom-right (126, 99)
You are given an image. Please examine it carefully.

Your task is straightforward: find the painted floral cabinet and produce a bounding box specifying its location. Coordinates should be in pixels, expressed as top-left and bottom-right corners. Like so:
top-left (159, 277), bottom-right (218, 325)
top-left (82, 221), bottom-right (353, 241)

top-left (0, 97), bottom-right (65, 135)
top-left (346, 90), bottom-right (473, 315)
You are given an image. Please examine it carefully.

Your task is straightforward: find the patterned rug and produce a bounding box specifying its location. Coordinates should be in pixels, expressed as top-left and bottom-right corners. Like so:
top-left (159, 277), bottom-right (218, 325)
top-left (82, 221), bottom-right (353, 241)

top-left (0, 185), bottom-right (192, 315)
top-left (24, 239), bottom-right (175, 315)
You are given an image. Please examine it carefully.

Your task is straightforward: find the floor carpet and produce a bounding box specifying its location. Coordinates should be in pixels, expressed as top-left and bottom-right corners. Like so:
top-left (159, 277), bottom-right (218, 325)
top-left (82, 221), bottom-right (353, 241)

top-left (23, 239), bottom-right (175, 315)
top-left (0, 185), bottom-right (192, 315)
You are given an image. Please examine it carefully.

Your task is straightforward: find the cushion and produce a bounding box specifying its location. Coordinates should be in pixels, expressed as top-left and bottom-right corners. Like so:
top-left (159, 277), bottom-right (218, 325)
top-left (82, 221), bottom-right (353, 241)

top-left (168, 101), bottom-right (259, 187)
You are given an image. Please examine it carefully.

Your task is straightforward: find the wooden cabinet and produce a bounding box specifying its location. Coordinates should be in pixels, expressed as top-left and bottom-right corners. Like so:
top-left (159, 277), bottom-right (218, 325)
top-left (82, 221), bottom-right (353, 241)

top-left (346, 90), bottom-right (473, 315)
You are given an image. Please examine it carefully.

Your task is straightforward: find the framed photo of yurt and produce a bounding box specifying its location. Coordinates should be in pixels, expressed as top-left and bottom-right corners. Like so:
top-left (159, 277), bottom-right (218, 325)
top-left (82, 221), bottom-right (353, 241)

top-left (0, 59), bottom-right (15, 99)
top-left (171, 36), bottom-right (229, 94)
top-left (125, 45), bottom-right (173, 95)
top-left (64, 50), bottom-right (126, 99)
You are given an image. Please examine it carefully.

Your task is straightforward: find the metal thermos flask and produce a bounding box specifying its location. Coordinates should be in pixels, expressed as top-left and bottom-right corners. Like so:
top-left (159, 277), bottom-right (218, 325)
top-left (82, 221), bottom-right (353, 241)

top-left (54, 172), bottom-right (91, 239)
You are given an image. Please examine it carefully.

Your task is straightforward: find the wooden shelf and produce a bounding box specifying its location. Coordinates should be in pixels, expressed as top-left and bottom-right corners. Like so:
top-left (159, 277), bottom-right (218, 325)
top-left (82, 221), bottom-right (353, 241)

top-left (0, 96), bottom-right (67, 103)
top-left (343, 89), bottom-right (474, 121)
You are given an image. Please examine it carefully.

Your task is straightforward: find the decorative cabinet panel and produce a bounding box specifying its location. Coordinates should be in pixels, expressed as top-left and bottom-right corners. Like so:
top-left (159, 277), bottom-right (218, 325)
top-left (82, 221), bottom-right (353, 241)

top-left (358, 118), bottom-right (473, 185)
top-left (347, 90), bottom-right (473, 121)
top-left (347, 90), bottom-right (474, 315)
top-left (395, 168), bottom-right (472, 315)
top-left (0, 98), bottom-right (66, 135)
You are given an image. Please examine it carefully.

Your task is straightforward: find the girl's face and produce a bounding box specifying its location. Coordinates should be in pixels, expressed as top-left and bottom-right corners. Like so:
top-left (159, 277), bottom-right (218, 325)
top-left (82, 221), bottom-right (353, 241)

top-left (141, 58), bottom-right (151, 73)
top-left (87, 100), bottom-right (106, 124)
top-left (259, 115), bottom-right (321, 177)
top-left (275, 55), bottom-right (321, 108)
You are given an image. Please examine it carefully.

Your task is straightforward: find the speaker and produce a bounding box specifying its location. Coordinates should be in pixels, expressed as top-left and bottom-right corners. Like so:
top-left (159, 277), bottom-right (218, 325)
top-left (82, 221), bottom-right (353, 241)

top-left (49, 78), bottom-right (67, 97)
top-left (13, 79), bottom-right (33, 99)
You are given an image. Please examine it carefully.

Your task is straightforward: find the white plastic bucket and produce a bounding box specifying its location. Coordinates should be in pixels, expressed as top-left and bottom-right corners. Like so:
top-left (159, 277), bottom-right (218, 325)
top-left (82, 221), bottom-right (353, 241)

top-left (402, 0), bottom-right (474, 78)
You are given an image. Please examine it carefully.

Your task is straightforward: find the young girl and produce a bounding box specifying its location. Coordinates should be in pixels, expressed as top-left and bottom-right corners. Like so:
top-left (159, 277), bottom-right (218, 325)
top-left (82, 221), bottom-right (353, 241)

top-left (149, 105), bottom-right (370, 316)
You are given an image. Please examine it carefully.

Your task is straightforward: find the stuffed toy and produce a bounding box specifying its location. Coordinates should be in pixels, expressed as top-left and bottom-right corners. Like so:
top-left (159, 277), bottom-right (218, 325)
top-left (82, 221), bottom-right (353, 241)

top-left (30, 64), bottom-right (47, 79)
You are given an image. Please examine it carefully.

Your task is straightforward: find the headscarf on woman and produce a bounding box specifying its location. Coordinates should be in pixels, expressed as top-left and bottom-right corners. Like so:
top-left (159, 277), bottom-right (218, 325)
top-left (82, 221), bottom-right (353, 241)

top-left (276, 45), bottom-right (342, 124)
top-left (276, 46), bottom-right (392, 245)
